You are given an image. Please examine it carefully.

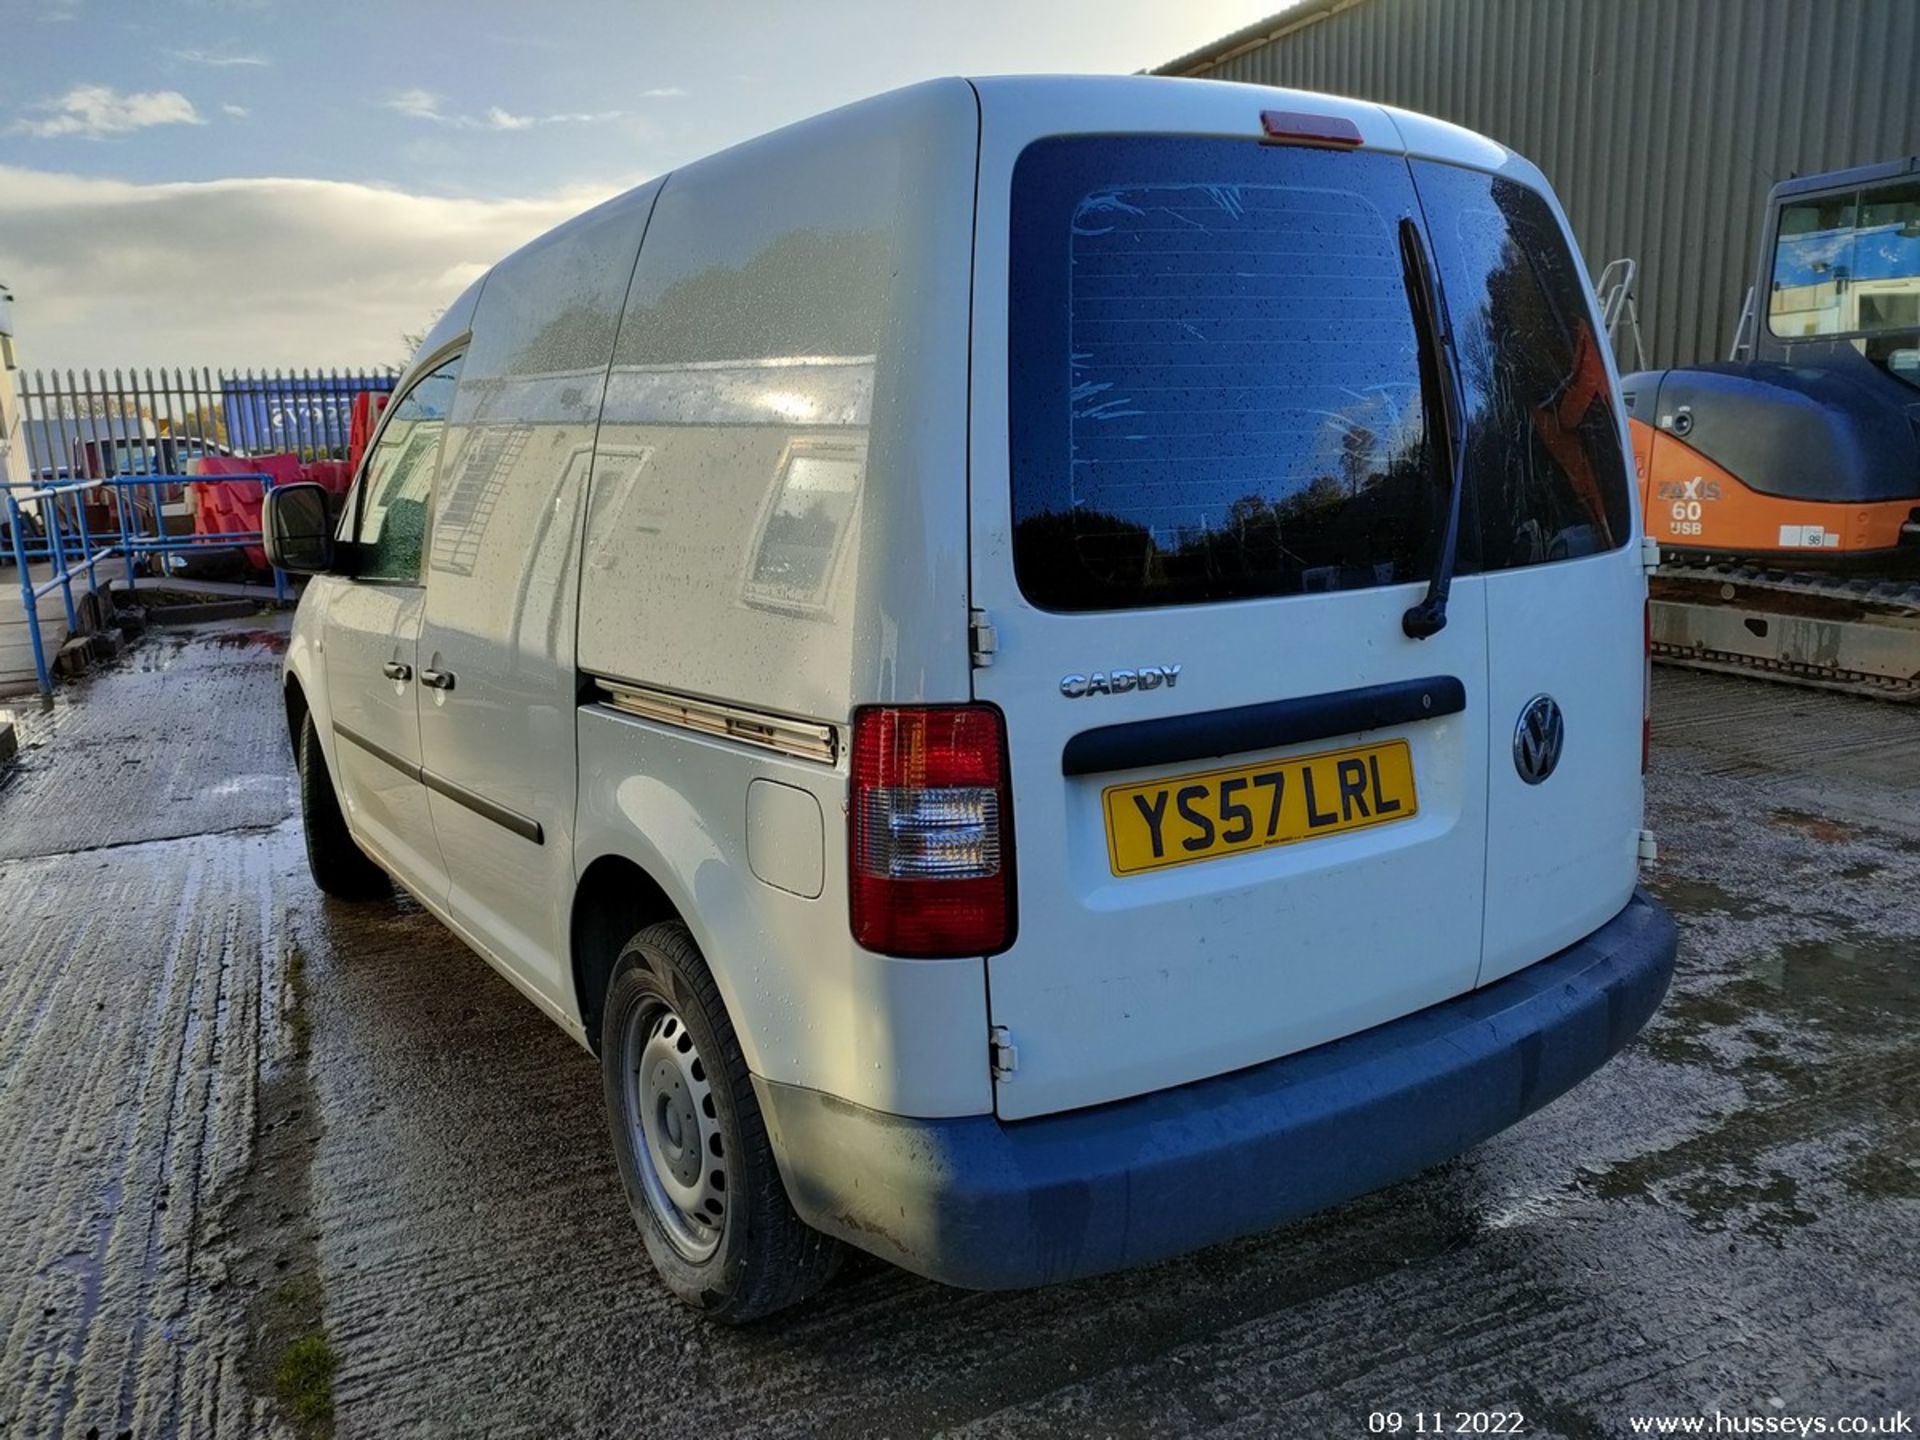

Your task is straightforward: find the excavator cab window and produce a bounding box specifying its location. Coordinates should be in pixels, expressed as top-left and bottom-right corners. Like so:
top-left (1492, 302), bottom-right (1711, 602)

top-left (1770, 178), bottom-right (1920, 347)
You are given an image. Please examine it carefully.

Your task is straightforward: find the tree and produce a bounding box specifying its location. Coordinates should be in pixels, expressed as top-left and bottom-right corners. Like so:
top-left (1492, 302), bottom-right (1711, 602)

top-left (398, 307), bottom-right (445, 370)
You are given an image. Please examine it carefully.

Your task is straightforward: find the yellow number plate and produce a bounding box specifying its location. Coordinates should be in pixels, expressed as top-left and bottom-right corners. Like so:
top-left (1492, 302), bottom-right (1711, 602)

top-left (1102, 739), bottom-right (1418, 877)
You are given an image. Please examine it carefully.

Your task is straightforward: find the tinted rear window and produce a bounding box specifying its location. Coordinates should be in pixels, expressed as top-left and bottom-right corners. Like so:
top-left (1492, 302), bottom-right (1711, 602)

top-left (1007, 138), bottom-right (1631, 612)
top-left (1009, 136), bottom-right (1442, 612)
top-left (1411, 160), bottom-right (1632, 571)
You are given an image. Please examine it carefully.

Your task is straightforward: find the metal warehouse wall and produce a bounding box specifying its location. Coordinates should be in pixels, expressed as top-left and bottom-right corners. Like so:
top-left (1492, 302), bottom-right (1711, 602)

top-left (1157, 0), bottom-right (1920, 369)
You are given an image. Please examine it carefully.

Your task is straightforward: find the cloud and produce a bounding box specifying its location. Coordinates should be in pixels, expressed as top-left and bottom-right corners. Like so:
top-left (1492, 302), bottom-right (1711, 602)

top-left (382, 89), bottom-right (659, 130)
top-left (0, 164), bottom-right (640, 371)
top-left (165, 46), bottom-right (271, 67)
top-left (12, 85), bottom-right (206, 139)
top-left (221, 104), bottom-right (249, 119)
top-left (481, 106), bottom-right (626, 129)
top-left (382, 88), bottom-right (445, 122)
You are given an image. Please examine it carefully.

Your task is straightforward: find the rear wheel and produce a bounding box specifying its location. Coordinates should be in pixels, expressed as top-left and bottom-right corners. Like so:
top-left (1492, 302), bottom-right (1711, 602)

top-left (296, 715), bottom-right (390, 901)
top-left (600, 920), bottom-right (841, 1322)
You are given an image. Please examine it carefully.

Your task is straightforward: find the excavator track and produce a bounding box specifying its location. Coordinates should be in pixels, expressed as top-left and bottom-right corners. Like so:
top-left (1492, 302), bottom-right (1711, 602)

top-left (1651, 559), bottom-right (1920, 701)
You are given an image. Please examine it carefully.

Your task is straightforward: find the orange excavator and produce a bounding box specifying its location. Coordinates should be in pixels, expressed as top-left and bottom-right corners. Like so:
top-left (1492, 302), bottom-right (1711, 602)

top-left (1619, 157), bottom-right (1920, 697)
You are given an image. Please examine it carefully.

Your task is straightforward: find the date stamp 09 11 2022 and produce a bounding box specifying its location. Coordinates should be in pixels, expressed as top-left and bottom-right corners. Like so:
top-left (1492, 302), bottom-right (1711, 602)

top-left (1368, 1414), bottom-right (1525, 1436)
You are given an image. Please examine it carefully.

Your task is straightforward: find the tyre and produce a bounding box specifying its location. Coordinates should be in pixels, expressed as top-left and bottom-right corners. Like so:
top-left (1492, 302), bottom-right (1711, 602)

top-left (601, 920), bottom-right (842, 1322)
top-left (296, 714), bottom-right (391, 901)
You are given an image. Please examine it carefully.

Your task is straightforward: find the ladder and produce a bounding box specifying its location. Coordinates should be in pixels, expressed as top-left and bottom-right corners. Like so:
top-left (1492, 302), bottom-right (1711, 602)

top-left (1726, 285), bottom-right (1757, 361)
top-left (429, 424), bottom-right (528, 577)
top-left (1594, 257), bottom-right (1649, 372)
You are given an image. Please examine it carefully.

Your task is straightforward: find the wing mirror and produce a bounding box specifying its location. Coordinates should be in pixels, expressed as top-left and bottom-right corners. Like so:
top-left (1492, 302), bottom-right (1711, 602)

top-left (262, 482), bottom-right (336, 574)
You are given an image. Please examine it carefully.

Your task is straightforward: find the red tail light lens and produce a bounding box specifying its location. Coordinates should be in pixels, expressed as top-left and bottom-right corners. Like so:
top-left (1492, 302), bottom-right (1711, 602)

top-left (849, 706), bottom-right (1015, 958)
top-left (1643, 598), bottom-right (1652, 773)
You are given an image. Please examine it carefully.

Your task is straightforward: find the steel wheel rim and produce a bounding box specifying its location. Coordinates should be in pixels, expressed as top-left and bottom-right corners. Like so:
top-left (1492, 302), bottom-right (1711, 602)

top-left (621, 999), bottom-right (726, 1262)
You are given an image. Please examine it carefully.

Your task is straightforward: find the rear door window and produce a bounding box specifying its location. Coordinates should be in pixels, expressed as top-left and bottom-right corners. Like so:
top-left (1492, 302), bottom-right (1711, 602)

top-left (1409, 160), bottom-right (1632, 570)
top-left (1008, 137), bottom-right (1444, 612)
top-left (1006, 141), bottom-right (1633, 613)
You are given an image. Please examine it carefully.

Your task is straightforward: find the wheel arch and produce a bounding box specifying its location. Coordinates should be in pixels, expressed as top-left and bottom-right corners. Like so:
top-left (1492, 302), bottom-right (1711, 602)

top-left (570, 853), bottom-right (684, 1053)
top-left (283, 671), bottom-right (309, 755)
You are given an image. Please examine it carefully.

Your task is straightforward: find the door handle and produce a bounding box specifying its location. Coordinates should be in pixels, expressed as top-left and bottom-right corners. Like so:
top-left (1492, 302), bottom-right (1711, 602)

top-left (382, 660), bottom-right (413, 681)
top-left (420, 668), bottom-right (456, 691)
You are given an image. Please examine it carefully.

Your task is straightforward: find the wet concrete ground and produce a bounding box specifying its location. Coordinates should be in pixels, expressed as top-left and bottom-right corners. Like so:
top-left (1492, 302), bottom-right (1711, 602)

top-left (1, 619), bottom-right (1914, 1438)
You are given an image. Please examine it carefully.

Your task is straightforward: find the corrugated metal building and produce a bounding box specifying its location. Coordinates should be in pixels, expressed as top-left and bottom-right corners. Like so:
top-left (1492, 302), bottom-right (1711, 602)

top-left (1156, 0), bottom-right (1920, 368)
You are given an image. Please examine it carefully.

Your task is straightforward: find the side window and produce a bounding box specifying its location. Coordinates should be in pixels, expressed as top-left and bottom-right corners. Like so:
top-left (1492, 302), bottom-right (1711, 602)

top-left (349, 358), bottom-right (462, 582)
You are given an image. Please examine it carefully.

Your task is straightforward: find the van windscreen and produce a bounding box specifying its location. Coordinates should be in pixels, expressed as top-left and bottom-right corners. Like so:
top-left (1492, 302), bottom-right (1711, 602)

top-left (1006, 138), bottom-right (1632, 612)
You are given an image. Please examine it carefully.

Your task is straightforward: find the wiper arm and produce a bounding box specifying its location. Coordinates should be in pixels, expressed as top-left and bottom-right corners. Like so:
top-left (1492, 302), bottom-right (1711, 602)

top-left (1396, 214), bottom-right (1468, 640)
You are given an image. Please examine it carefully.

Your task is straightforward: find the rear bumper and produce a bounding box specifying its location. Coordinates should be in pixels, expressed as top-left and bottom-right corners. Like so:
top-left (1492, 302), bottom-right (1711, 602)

top-left (755, 888), bottom-right (1676, 1290)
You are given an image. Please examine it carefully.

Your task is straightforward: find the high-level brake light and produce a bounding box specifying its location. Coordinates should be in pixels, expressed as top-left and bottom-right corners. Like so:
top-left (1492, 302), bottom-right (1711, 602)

top-left (1259, 110), bottom-right (1364, 147)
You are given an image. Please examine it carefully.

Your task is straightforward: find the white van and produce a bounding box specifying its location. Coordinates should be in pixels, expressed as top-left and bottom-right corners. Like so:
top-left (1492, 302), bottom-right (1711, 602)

top-left (265, 75), bottom-right (1677, 1321)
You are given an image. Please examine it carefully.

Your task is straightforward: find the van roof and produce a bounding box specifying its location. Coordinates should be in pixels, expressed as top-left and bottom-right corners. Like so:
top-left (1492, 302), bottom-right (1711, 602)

top-left (963, 73), bottom-right (1519, 173)
top-left (575, 73), bottom-right (1530, 242)
top-left (419, 74), bottom-right (1540, 381)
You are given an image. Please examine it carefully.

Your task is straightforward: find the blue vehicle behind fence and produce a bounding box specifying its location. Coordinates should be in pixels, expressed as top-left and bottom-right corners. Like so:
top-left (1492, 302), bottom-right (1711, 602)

top-left (221, 372), bottom-right (394, 457)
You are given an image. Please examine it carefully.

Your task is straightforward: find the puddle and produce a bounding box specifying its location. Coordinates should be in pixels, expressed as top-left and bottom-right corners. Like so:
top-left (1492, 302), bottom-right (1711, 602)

top-left (1640, 1025), bottom-right (1719, 1068)
top-left (209, 628), bottom-right (290, 654)
top-left (1588, 926), bottom-right (1914, 1237)
top-left (1655, 933), bottom-right (1915, 1045)
top-left (1667, 1169), bottom-right (1819, 1242)
top-left (1735, 1050), bottom-right (1819, 1095)
top-left (1769, 808), bottom-right (1857, 844)
top-left (1774, 935), bottom-right (1920, 1025)
top-left (1840, 1149), bottom-right (1920, 1201)
top-left (1658, 988), bottom-right (1751, 1031)
top-left (1639, 934), bottom-right (1917, 1111)
top-left (137, 630), bottom-right (193, 665)
top-left (1649, 875), bottom-right (1775, 922)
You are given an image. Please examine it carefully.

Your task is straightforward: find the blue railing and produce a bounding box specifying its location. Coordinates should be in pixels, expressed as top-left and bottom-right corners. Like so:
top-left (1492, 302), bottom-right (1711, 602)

top-left (3, 471), bottom-right (288, 694)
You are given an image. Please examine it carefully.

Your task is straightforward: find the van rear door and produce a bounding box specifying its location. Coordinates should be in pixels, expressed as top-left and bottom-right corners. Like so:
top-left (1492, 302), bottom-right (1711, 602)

top-left (1407, 159), bottom-right (1646, 984)
top-left (968, 115), bottom-right (1491, 1120)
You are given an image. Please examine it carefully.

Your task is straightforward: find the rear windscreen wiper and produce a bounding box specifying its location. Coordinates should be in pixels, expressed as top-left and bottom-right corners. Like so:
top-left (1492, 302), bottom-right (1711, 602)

top-left (1396, 214), bottom-right (1468, 640)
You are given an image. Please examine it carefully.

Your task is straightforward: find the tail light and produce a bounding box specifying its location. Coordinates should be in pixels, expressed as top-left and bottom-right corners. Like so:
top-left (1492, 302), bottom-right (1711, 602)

top-left (1642, 598), bottom-right (1652, 773)
top-left (850, 705), bottom-right (1015, 957)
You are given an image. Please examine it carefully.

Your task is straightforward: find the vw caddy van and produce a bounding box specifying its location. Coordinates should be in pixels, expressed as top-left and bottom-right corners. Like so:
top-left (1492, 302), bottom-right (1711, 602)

top-left (265, 76), bottom-right (1678, 1321)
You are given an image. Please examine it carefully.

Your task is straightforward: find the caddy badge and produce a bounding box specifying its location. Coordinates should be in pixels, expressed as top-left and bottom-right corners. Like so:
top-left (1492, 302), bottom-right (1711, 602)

top-left (1060, 665), bottom-right (1182, 699)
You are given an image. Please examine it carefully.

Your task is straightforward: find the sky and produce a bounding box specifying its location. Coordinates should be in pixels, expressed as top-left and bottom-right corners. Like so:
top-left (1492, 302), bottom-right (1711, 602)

top-left (0, 0), bottom-right (1281, 372)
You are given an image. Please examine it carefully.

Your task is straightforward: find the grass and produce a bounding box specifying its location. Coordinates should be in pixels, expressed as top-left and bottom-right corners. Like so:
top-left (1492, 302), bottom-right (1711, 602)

top-left (274, 1331), bottom-right (336, 1429)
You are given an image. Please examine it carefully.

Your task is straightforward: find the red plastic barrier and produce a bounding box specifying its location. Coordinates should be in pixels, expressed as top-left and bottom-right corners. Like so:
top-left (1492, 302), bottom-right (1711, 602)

top-left (302, 459), bottom-right (353, 498)
top-left (189, 454), bottom-right (303, 569)
top-left (348, 391), bottom-right (387, 477)
top-left (184, 453), bottom-right (359, 570)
